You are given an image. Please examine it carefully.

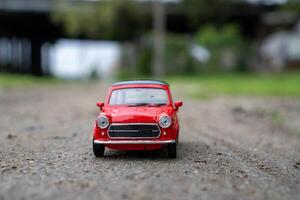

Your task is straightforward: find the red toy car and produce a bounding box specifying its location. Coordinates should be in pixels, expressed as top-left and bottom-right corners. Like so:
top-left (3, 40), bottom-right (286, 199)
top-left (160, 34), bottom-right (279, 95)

top-left (92, 80), bottom-right (183, 158)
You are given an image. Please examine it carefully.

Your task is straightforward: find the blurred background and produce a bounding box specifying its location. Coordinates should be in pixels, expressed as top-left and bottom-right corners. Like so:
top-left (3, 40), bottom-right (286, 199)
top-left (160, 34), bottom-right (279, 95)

top-left (0, 0), bottom-right (299, 96)
top-left (2, 2), bottom-right (300, 199)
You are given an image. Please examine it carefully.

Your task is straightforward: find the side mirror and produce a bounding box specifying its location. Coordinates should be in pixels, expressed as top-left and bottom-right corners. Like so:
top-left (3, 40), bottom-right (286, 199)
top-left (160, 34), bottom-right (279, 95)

top-left (96, 101), bottom-right (104, 111)
top-left (174, 101), bottom-right (183, 111)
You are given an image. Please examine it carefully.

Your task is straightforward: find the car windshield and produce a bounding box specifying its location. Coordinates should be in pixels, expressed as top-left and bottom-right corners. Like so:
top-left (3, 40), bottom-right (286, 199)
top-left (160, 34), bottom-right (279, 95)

top-left (109, 88), bottom-right (169, 106)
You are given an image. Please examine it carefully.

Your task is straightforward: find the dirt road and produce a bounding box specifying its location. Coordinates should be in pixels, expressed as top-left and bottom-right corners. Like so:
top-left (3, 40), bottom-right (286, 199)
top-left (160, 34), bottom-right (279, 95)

top-left (0, 83), bottom-right (299, 200)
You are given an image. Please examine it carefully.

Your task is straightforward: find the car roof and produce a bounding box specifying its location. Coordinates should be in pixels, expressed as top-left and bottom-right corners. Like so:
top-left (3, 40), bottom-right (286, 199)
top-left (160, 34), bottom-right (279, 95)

top-left (112, 80), bottom-right (169, 86)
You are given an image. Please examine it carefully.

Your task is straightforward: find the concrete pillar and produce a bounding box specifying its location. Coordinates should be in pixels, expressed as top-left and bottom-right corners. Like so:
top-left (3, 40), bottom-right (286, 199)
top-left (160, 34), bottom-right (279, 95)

top-left (31, 39), bottom-right (43, 76)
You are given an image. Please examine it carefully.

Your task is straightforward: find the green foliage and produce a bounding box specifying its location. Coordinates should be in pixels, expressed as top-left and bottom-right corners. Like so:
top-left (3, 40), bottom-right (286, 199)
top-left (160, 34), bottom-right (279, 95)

top-left (133, 28), bottom-right (250, 76)
top-left (195, 24), bottom-right (248, 71)
top-left (195, 24), bottom-right (242, 49)
top-left (165, 34), bottom-right (195, 74)
top-left (280, 0), bottom-right (300, 12)
top-left (51, 0), bottom-right (144, 40)
top-left (133, 33), bottom-right (195, 76)
top-left (136, 47), bottom-right (152, 76)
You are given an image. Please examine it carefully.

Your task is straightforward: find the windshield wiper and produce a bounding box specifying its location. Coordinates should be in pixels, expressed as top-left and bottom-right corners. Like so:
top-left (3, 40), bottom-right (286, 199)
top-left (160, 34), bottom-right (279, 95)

top-left (147, 103), bottom-right (166, 107)
top-left (127, 103), bottom-right (166, 107)
top-left (127, 103), bottom-right (149, 107)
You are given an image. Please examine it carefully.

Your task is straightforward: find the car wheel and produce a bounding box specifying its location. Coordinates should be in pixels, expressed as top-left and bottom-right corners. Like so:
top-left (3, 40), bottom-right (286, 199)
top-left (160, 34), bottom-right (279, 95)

top-left (93, 140), bottom-right (105, 157)
top-left (167, 142), bottom-right (177, 158)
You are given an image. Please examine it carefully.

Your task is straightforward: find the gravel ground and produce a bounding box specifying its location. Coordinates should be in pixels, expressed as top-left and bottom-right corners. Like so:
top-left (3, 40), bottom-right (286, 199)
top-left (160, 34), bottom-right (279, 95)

top-left (0, 83), bottom-right (300, 200)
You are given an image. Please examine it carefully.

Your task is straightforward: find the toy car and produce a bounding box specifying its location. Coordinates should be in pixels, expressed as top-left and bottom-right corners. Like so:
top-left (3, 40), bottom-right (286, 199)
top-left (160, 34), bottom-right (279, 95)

top-left (92, 80), bottom-right (183, 158)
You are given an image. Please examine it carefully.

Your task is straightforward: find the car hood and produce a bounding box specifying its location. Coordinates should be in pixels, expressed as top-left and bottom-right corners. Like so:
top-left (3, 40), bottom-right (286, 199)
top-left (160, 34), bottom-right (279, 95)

top-left (105, 106), bottom-right (173, 123)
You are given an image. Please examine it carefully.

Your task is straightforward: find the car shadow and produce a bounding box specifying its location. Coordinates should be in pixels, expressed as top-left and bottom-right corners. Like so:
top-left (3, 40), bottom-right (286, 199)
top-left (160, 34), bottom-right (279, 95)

top-left (93, 140), bottom-right (209, 161)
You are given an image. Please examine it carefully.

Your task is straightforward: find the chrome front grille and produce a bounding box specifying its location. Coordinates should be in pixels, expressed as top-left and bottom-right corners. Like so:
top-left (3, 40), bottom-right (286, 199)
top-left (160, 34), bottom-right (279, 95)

top-left (108, 123), bottom-right (161, 138)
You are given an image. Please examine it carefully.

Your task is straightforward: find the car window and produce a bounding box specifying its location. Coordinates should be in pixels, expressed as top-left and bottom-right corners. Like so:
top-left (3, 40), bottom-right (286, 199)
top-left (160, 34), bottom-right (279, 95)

top-left (109, 88), bottom-right (169, 105)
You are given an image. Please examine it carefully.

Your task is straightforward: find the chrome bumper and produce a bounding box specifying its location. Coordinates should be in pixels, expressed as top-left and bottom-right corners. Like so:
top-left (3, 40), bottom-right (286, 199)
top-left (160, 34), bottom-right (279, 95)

top-left (94, 140), bottom-right (175, 145)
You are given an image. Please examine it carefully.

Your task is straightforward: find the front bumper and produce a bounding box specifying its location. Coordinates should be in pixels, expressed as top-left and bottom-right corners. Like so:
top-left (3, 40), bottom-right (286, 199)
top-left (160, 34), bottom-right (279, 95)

top-left (94, 139), bottom-right (175, 145)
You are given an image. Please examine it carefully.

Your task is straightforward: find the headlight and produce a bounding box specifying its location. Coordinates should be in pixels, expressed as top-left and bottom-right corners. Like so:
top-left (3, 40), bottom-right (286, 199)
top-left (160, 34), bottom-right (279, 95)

top-left (159, 115), bottom-right (172, 128)
top-left (97, 116), bottom-right (110, 129)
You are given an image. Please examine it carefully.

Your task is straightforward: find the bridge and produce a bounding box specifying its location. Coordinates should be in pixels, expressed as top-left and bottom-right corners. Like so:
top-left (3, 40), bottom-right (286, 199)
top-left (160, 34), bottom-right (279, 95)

top-left (0, 0), bottom-right (63, 75)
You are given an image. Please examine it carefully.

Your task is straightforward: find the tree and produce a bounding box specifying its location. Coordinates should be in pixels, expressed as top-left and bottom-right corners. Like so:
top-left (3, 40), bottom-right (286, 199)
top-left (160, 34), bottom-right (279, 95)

top-left (51, 0), bottom-right (144, 41)
top-left (181, 0), bottom-right (234, 29)
top-left (280, 0), bottom-right (300, 12)
top-left (195, 24), bottom-right (246, 71)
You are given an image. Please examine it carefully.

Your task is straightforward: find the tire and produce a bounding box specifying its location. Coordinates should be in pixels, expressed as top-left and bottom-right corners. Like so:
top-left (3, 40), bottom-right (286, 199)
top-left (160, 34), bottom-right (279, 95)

top-left (167, 142), bottom-right (177, 158)
top-left (93, 140), bottom-right (105, 157)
